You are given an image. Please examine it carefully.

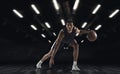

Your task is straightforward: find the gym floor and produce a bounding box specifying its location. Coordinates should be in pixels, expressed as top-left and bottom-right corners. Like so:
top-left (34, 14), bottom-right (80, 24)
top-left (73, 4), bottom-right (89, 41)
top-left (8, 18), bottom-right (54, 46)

top-left (0, 64), bottom-right (120, 74)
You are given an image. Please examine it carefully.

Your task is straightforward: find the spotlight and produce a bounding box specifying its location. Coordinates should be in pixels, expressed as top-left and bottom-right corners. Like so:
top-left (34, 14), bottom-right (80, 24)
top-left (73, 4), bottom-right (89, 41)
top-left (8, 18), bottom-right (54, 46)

top-left (61, 19), bottom-right (65, 26)
top-left (109, 9), bottom-right (119, 18)
top-left (13, 9), bottom-right (23, 18)
top-left (92, 4), bottom-right (101, 14)
top-left (30, 25), bottom-right (37, 30)
top-left (53, 32), bottom-right (56, 36)
top-left (73, 0), bottom-right (80, 11)
top-left (31, 4), bottom-right (40, 14)
top-left (41, 34), bottom-right (46, 38)
top-left (48, 40), bottom-right (52, 43)
top-left (81, 40), bottom-right (84, 43)
top-left (52, 0), bottom-right (59, 11)
top-left (45, 22), bottom-right (51, 28)
top-left (81, 22), bottom-right (87, 28)
top-left (95, 25), bottom-right (102, 30)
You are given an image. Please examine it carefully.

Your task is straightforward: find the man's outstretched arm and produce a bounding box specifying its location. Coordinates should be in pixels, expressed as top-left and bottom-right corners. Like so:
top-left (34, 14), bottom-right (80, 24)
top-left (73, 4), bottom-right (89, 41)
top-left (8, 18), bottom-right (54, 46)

top-left (49, 29), bottom-right (64, 68)
top-left (74, 27), bottom-right (91, 36)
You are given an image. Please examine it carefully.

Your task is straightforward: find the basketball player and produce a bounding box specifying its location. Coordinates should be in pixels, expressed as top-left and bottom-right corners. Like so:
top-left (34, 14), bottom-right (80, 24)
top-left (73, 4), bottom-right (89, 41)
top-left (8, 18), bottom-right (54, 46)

top-left (36, 19), bottom-right (97, 71)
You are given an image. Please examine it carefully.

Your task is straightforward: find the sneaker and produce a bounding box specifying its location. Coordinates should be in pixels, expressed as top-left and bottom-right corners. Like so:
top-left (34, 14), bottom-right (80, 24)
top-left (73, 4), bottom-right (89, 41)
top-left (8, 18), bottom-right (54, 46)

top-left (72, 65), bottom-right (80, 71)
top-left (36, 62), bottom-right (42, 68)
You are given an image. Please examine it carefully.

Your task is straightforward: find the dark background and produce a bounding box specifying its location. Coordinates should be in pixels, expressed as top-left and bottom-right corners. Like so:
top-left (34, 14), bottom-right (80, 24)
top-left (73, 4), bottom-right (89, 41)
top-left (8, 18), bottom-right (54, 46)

top-left (0, 0), bottom-right (120, 65)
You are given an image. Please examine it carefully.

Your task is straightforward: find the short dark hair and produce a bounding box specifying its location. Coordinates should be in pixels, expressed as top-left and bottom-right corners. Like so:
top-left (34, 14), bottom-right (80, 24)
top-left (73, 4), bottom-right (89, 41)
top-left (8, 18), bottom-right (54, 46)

top-left (66, 19), bottom-right (73, 23)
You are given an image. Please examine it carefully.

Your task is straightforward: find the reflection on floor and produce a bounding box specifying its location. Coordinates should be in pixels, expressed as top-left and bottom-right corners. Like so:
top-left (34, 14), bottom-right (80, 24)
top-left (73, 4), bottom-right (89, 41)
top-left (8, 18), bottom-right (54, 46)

top-left (0, 64), bottom-right (120, 74)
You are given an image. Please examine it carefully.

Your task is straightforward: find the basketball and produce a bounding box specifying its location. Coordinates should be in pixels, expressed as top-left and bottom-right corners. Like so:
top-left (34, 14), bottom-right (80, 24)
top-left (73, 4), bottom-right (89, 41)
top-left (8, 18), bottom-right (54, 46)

top-left (87, 30), bottom-right (97, 41)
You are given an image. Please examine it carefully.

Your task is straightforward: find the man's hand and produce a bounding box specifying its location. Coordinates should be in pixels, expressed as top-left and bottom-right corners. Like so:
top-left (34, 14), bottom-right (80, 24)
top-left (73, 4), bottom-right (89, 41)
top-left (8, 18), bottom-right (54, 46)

top-left (49, 58), bottom-right (54, 68)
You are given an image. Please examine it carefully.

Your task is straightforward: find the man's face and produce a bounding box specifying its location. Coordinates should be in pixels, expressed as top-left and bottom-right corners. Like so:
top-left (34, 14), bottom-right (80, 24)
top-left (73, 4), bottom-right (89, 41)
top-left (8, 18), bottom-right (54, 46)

top-left (66, 22), bottom-right (74, 33)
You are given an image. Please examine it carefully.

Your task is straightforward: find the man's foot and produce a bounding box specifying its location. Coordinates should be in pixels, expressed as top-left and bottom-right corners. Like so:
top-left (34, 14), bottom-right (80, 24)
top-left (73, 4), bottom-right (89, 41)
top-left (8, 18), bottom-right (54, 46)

top-left (36, 61), bottom-right (42, 68)
top-left (72, 65), bottom-right (80, 71)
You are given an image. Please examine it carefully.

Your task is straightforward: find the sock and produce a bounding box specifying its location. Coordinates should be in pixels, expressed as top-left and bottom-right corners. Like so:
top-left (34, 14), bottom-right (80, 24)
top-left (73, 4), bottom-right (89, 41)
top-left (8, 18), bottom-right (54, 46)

top-left (73, 61), bottom-right (77, 66)
top-left (36, 60), bottom-right (43, 67)
top-left (39, 60), bottom-right (43, 65)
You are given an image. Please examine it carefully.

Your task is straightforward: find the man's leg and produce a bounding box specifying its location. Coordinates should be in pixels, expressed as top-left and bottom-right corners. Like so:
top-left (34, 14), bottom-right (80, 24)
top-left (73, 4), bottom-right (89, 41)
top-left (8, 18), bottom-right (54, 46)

top-left (36, 42), bottom-right (56, 68)
top-left (69, 39), bottom-right (80, 71)
top-left (36, 40), bottom-right (62, 68)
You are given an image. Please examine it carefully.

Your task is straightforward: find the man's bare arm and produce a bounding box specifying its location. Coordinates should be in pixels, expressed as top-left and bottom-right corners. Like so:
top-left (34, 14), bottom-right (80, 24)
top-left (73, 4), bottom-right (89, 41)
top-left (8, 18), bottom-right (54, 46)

top-left (50, 29), bottom-right (64, 59)
top-left (74, 27), bottom-right (91, 36)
